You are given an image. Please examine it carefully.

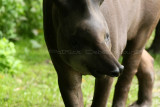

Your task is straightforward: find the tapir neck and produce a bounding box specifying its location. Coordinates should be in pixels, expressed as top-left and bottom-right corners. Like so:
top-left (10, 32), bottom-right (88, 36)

top-left (100, 0), bottom-right (144, 59)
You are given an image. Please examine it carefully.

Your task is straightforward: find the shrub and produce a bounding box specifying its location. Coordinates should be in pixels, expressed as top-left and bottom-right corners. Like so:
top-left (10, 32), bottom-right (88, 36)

top-left (0, 0), bottom-right (25, 39)
top-left (0, 38), bottom-right (21, 74)
top-left (17, 0), bottom-right (43, 38)
top-left (0, 0), bottom-right (43, 39)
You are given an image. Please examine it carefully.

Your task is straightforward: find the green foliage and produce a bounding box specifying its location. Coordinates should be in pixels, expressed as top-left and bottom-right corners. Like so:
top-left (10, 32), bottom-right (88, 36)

top-left (0, 0), bottom-right (43, 39)
top-left (17, 0), bottom-right (43, 38)
top-left (0, 38), bottom-right (21, 74)
top-left (0, 0), bottom-right (24, 39)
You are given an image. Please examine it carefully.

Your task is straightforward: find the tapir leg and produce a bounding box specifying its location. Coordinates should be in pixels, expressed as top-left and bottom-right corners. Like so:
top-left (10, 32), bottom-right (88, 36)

top-left (43, 0), bottom-right (84, 106)
top-left (130, 50), bottom-right (154, 107)
top-left (56, 66), bottom-right (84, 107)
top-left (112, 17), bottom-right (158, 106)
top-left (112, 50), bottom-right (142, 107)
top-left (91, 76), bottom-right (114, 107)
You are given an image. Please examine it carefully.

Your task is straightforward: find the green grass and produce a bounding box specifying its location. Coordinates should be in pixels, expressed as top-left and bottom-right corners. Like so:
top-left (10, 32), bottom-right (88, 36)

top-left (0, 36), bottom-right (160, 107)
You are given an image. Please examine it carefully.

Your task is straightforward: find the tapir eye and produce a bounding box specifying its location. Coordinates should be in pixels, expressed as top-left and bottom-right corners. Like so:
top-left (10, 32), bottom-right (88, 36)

top-left (105, 34), bottom-right (110, 42)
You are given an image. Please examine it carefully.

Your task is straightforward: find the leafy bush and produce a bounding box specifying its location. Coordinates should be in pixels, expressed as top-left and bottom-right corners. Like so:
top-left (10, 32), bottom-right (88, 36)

top-left (0, 0), bottom-right (43, 39)
top-left (17, 0), bottom-right (43, 38)
top-left (0, 38), bottom-right (21, 74)
top-left (0, 0), bottom-right (24, 39)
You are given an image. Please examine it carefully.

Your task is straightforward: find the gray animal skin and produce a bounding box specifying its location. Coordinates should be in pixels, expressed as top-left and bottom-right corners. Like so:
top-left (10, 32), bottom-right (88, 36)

top-left (43, 0), bottom-right (160, 107)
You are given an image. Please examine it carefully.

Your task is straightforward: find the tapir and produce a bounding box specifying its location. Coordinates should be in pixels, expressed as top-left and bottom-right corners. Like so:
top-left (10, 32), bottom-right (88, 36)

top-left (43, 0), bottom-right (160, 107)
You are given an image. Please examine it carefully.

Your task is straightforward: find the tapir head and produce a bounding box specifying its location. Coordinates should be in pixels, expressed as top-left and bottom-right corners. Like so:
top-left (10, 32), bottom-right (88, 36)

top-left (53, 0), bottom-right (124, 77)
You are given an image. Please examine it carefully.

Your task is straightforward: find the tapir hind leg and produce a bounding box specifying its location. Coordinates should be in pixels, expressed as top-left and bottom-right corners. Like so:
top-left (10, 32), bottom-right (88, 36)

top-left (130, 50), bottom-right (154, 107)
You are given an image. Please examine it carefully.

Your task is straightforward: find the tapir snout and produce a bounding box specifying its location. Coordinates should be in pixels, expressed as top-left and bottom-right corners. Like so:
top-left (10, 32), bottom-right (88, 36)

top-left (87, 43), bottom-right (124, 77)
top-left (96, 53), bottom-right (124, 77)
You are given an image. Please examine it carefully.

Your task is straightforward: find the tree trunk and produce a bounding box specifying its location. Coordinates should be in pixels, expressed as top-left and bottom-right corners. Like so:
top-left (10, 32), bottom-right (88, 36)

top-left (148, 21), bottom-right (160, 53)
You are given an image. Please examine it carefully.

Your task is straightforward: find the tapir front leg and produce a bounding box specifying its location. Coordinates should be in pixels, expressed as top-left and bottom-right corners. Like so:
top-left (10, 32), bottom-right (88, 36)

top-left (91, 76), bottom-right (114, 107)
top-left (56, 65), bottom-right (84, 107)
top-left (43, 0), bottom-right (83, 106)
top-left (112, 48), bottom-right (142, 107)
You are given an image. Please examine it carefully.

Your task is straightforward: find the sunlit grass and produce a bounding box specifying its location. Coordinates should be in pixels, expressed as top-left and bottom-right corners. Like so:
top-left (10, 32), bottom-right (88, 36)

top-left (0, 35), bottom-right (160, 107)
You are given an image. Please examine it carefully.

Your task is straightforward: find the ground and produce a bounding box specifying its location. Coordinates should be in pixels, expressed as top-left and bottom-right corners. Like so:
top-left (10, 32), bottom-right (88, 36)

top-left (0, 35), bottom-right (160, 107)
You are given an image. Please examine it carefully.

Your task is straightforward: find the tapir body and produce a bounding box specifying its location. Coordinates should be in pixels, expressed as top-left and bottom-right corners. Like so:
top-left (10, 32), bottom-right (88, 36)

top-left (149, 20), bottom-right (160, 53)
top-left (43, 0), bottom-right (160, 107)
